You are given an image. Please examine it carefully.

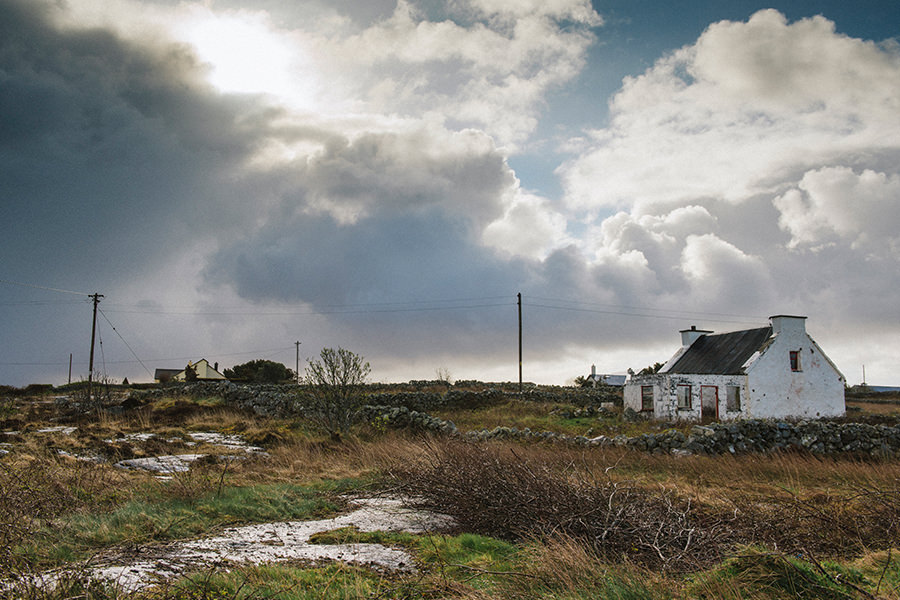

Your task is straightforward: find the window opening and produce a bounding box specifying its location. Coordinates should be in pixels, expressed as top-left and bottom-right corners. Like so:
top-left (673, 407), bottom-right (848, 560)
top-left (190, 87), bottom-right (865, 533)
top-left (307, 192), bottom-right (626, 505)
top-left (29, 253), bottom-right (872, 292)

top-left (726, 385), bottom-right (741, 412)
top-left (641, 386), bottom-right (654, 411)
top-left (677, 385), bottom-right (692, 410)
top-left (790, 350), bottom-right (801, 371)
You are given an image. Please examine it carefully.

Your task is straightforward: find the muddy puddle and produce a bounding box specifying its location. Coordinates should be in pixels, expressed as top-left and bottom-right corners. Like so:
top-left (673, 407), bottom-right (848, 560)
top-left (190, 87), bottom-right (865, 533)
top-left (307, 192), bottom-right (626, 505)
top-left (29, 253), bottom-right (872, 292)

top-left (20, 497), bottom-right (454, 593)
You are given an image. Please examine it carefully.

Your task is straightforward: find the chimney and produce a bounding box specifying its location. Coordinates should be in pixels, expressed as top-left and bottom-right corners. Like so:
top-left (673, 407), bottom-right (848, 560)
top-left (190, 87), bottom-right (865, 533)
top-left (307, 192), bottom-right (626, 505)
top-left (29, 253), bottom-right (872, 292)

top-left (770, 315), bottom-right (806, 336)
top-left (680, 325), bottom-right (712, 347)
top-left (591, 364), bottom-right (596, 377)
top-left (214, 362), bottom-right (218, 371)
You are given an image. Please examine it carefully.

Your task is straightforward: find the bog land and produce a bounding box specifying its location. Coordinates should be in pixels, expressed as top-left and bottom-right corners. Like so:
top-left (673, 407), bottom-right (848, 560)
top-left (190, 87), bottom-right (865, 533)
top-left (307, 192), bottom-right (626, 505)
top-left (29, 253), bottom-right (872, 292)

top-left (0, 382), bottom-right (898, 599)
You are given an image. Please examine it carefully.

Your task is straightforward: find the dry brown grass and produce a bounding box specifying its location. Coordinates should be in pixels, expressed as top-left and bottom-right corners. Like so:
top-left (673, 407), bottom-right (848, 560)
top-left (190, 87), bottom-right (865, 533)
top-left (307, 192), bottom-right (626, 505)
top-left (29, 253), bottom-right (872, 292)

top-left (389, 440), bottom-right (730, 571)
top-left (228, 432), bottom-right (429, 486)
top-left (0, 450), bottom-right (137, 573)
top-left (847, 401), bottom-right (900, 417)
top-left (386, 439), bottom-right (900, 573)
top-left (432, 400), bottom-right (574, 433)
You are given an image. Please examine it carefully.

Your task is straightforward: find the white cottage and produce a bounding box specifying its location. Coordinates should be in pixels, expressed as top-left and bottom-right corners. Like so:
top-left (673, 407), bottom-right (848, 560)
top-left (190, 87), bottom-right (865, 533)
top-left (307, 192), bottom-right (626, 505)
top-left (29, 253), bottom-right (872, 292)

top-left (624, 315), bottom-right (845, 421)
top-left (154, 359), bottom-right (227, 383)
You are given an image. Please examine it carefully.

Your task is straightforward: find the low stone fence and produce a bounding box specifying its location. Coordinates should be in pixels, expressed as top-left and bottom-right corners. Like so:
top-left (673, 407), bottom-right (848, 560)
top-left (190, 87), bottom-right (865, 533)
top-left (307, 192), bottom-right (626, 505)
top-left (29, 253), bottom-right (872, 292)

top-left (124, 381), bottom-right (618, 416)
top-left (122, 382), bottom-right (900, 457)
top-left (359, 405), bottom-right (459, 434)
top-left (461, 419), bottom-right (900, 457)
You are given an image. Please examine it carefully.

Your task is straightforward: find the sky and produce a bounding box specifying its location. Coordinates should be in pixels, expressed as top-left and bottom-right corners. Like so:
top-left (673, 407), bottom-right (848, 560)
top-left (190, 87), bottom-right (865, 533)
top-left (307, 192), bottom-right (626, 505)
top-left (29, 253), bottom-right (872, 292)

top-left (2, 0), bottom-right (899, 388)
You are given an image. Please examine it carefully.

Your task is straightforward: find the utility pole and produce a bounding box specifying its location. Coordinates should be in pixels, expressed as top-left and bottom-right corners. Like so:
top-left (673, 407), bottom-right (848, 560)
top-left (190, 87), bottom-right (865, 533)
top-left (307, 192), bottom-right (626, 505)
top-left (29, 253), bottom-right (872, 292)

top-left (68, 353), bottom-right (72, 384)
top-left (87, 293), bottom-right (103, 400)
top-left (518, 292), bottom-right (522, 394)
top-left (295, 340), bottom-right (301, 384)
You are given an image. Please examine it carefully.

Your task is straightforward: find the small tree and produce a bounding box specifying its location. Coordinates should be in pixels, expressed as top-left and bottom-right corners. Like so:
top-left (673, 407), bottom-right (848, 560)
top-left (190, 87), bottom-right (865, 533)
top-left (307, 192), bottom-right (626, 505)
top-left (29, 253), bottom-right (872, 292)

top-left (183, 363), bottom-right (198, 382)
top-left (303, 348), bottom-right (371, 440)
top-left (224, 359), bottom-right (294, 383)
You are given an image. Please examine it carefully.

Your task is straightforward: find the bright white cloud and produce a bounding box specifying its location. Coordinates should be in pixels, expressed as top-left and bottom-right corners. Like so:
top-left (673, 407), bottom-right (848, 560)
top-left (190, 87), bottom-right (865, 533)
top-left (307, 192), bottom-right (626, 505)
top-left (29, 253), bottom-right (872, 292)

top-left (680, 234), bottom-right (773, 307)
top-left (774, 167), bottom-right (900, 252)
top-left (561, 9), bottom-right (900, 211)
top-left (482, 191), bottom-right (572, 259)
top-left (541, 9), bottom-right (900, 386)
top-left (323, 0), bottom-right (601, 147)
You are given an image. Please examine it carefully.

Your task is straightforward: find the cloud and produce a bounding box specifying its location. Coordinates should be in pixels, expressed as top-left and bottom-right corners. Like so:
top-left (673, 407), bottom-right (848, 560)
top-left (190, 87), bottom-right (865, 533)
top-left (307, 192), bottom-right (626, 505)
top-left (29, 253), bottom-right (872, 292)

top-left (482, 192), bottom-right (572, 259)
top-left (560, 9), bottom-right (900, 211)
top-left (774, 167), bottom-right (900, 252)
top-left (321, 0), bottom-right (602, 147)
top-left (3, 2), bottom-right (899, 387)
top-left (548, 9), bottom-right (900, 383)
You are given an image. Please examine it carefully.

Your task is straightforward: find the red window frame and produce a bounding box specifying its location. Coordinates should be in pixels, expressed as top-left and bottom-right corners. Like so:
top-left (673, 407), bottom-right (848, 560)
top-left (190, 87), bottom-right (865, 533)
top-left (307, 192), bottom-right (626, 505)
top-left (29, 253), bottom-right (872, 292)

top-left (640, 385), bottom-right (654, 411)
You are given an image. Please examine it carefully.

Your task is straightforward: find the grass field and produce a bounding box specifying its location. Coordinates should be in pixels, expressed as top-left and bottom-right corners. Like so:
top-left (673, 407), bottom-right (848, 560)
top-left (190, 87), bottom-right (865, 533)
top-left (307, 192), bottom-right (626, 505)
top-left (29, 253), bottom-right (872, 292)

top-left (0, 388), bottom-right (898, 599)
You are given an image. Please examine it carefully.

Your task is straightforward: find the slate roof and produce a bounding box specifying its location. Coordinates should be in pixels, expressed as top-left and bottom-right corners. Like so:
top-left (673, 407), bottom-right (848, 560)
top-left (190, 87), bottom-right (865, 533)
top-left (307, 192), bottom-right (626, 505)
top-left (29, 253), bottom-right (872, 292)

top-left (665, 326), bottom-right (773, 375)
top-left (154, 368), bottom-right (182, 380)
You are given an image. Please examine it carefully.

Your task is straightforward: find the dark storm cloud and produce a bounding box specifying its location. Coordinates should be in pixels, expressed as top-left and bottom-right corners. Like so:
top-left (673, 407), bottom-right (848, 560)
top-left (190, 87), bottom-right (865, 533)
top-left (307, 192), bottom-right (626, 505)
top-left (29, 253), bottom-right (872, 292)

top-left (0, 0), bottom-right (611, 385)
top-left (0, 0), bottom-right (264, 287)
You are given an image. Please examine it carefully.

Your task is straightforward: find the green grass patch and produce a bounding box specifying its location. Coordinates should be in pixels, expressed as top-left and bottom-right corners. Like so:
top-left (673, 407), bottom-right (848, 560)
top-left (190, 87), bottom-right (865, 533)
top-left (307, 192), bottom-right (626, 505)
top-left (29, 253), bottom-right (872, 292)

top-left (308, 526), bottom-right (417, 547)
top-left (18, 483), bottom-right (341, 567)
top-left (686, 550), bottom-right (883, 600)
top-left (308, 528), bottom-right (520, 595)
top-left (145, 562), bottom-right (398, 600)
top-left (432, 400), bottom-right (600, 435)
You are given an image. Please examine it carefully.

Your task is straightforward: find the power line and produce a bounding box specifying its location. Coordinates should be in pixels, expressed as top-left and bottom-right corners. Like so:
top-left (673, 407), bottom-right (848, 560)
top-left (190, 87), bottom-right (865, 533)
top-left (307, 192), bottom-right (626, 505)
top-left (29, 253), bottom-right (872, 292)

top-left (525, 295), bottom-right (767, 322)
top-left (98, 308), bottom-right (154, 379)
top-left (0, 278), bottom-right (91, 297)
top-left (101, 300), bottom-right (513, 317)
top-left (0, 300), bottom-right (85, 307)
top-left (0, 347), bottom-right (297, 368)
top-left (525, 301), bottom-right (764, 326)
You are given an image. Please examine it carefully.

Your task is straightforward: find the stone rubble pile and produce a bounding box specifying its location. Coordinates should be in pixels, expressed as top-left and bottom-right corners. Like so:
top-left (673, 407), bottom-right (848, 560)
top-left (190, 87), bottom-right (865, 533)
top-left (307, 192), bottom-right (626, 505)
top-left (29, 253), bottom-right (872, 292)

top-left (359, 405), bottom-right (458, 434)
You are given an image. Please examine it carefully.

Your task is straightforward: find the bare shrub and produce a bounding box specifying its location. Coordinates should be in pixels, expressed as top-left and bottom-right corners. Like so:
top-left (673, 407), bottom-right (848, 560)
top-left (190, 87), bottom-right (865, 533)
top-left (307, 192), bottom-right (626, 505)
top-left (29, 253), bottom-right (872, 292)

top-left (0, 455), bottom-right (128, 574)
top-left (303, 348), bottom-right (370, 441)
top-left (731, 479), bottom-right (900, 558)
top-left (388, 441), bottom-right (732, 571)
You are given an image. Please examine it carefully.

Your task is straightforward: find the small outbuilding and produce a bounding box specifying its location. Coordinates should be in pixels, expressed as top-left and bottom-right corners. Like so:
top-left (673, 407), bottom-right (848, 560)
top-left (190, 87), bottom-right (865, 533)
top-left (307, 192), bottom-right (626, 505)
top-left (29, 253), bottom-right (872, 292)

top-left (583, 365), bottom-right (627, 387)
top-left (624, 315), bottom-right (845, 421)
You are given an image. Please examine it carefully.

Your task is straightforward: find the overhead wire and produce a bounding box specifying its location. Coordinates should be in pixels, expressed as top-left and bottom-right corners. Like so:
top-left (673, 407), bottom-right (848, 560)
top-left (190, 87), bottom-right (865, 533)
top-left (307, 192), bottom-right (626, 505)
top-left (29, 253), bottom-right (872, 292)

top-left (2, 278), bottom-right (775, 378)
top-left (523, 295), bottom-right (767, 325)
top-left (0, 347), bottom-right (296, 368)
top-left (0, 278), bottom-right (92, 297)
top-left (98, 308), bottom-right (154, 379)
top-left (97, 320), bottom-right (107, 381)
top-left (100, 295), bottom-right (513, 316)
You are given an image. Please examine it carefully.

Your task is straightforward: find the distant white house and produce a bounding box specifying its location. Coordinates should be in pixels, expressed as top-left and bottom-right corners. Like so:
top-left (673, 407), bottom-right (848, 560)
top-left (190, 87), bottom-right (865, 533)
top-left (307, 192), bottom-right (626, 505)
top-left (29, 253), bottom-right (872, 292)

top-left (154, 359), bottom-right (226, 383)
top-left (624, 315), bottom-right (845, 421)
top-left (584, 365), bottom-right (627, 387)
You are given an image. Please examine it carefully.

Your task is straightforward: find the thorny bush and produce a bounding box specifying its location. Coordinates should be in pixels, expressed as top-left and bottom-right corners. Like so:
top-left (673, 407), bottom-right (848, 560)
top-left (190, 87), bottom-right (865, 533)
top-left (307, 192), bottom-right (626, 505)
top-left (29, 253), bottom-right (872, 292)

top-left (388, 441), bottom-right (735, 572)
top-left (0, 456), bottom-right (126, 574)
top-left (389, 441), bottom-right (900, 574)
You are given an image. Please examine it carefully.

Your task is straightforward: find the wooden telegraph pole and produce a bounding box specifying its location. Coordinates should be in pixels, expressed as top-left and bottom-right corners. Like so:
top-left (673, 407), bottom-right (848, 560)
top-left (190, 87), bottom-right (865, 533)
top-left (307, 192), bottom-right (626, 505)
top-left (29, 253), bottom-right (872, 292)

top-left (295, 340), bottom-right (301, 384)
top-left (87, 293), bottom-right (103, 400)
top-left (518, 292), bottom-right (522, 394)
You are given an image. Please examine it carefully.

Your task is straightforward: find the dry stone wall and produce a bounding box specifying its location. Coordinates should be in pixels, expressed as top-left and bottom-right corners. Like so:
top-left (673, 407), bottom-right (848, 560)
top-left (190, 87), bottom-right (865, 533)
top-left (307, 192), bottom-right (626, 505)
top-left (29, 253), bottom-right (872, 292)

top-left (122, 383), bottom-right (900, 457)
